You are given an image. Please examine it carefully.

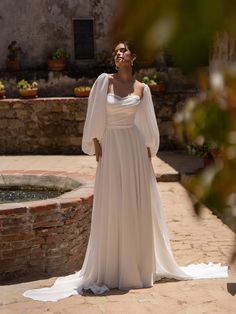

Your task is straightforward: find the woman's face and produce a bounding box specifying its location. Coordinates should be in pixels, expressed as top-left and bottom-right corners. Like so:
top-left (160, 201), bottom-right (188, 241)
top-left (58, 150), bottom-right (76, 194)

top-left (113, 43), bottom-right (134, 69)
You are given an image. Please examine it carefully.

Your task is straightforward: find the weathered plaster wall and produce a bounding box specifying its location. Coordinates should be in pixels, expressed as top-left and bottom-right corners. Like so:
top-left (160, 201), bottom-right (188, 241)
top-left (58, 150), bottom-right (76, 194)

top-left (0, 0), bottom-right (117, 70)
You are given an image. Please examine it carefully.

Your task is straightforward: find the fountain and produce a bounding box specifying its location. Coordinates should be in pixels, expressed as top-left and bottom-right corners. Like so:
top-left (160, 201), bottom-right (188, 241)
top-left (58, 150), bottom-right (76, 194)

top-left (0, 173), bottom-right (94, 281)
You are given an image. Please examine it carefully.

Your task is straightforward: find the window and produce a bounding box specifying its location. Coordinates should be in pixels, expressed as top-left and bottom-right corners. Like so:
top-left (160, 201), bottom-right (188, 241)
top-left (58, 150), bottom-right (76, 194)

top-left (73, 19), bottom-right (95, 59)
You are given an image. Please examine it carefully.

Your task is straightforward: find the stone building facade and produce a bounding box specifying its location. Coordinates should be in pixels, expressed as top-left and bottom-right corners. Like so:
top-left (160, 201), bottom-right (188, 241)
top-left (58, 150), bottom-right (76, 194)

top-left (0, 0), bottom-right (117, 70)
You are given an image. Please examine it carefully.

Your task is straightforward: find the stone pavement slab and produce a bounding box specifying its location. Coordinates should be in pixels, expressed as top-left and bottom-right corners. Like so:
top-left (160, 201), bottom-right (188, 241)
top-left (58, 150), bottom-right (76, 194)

top-left (0, 152), bottom-right (235, 313)
top-left (0, 151), bottom-right (203, 181)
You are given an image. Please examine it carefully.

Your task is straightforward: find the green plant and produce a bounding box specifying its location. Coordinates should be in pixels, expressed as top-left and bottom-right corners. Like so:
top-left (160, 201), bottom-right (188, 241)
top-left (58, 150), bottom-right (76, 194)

top-left (17, 79), bottom-right (38, 89)
top-left (174, 67), bottom-right (236, 240)
top-left (7, 41), bottom-right (22, 61)
top-left (142, 72), bottom-right (165, 85)
top-left (186, 142), bottom-right (218, 158)
top-left (50, 48), bottom-right (70, 60)
top-left (0, 81), bottom-right (5, 91)
top-left (74, 86), bottom-right (91, 92)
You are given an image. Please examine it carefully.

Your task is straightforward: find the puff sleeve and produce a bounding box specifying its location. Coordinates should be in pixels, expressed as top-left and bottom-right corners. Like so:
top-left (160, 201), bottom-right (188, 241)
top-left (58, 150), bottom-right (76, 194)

top-left (82, 73), bottom-right (109, 155)
top-left (134, 84), bottom-right (160, 157)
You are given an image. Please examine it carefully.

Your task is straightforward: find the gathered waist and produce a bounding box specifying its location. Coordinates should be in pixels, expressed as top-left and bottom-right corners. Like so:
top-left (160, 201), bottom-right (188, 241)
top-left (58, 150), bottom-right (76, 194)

top-left (106, 124), bottom-right (135, 129)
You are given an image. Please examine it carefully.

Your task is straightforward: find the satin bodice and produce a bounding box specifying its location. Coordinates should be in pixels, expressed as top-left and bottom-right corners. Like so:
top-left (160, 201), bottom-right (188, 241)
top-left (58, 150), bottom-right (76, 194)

top-left (106, 94), bottom-right (141, 129)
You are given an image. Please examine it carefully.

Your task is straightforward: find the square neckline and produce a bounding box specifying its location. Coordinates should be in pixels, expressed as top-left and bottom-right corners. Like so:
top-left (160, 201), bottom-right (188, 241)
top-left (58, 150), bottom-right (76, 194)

top-left (105, 73), bottom-right (147, 101)
top-left (107, 93), bottom-right (141, 100)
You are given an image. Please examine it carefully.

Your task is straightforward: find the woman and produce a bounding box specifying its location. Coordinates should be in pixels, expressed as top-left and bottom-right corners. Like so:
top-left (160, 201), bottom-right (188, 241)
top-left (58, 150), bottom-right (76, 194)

top-left (23, 41), bottom-right (228, 302)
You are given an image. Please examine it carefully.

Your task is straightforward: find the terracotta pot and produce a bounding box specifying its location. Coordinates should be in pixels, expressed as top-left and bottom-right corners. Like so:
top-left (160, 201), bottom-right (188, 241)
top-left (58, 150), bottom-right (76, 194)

top-left (18, 88), bottom-right (38, 99)
top-left (74, 89), bottom-right (90, 97)
top-left (148, 83), bottom-right (166, 94)
top-left (210, 148), bottom-right (224, 160)
top-left (6, 59), bottom-right (20, 71)
top-left (0, 90), bottom-right (6, 99)
top-left (203, 155), bottom-right (214, 167)
top-left (47, 59), bottom-right (67, 71)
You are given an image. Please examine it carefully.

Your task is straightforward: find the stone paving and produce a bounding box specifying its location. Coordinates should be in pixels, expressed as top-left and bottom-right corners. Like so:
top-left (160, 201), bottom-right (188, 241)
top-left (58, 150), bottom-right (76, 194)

top-left (0, 151), bottom-right (235, 313)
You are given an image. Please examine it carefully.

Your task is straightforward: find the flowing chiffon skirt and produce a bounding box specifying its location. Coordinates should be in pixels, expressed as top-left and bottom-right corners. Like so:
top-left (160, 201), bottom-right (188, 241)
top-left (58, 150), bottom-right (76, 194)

top-left (22, 125), bottom-right (228, 302)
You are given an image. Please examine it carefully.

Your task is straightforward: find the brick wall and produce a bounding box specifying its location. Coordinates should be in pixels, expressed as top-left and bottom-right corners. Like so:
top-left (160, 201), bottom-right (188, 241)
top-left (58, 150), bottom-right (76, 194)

top-left (0, 175), bottom-right (93, 281)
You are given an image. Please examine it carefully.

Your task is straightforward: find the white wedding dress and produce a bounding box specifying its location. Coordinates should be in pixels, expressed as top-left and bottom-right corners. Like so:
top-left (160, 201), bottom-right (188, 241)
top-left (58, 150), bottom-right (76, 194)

top-left (23, 73), bottom-right (228, 302)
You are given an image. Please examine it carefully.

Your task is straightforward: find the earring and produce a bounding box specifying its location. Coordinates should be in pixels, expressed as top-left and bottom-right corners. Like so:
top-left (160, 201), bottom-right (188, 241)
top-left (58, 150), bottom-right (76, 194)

top-left (131, 56), bottom-right (136, 66)
top-left (115, 66), bottom-right (119, 71)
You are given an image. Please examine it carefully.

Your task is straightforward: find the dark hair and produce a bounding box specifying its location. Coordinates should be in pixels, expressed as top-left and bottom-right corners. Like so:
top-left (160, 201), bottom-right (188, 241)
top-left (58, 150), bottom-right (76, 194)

top-left (112, 40), bottom-right (137, 74)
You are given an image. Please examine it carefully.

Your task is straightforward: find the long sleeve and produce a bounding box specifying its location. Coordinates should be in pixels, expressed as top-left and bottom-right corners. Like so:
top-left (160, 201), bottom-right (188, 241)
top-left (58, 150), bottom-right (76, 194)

top-left (82, 73), bottom-right (109, 155)
top-left (134, 84), bottom-right (160, 157)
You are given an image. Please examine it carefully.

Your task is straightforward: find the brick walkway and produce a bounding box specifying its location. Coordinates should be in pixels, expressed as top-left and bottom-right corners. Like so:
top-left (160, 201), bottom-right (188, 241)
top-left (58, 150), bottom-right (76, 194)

top-left (0, 152), bottom-right (235, 313)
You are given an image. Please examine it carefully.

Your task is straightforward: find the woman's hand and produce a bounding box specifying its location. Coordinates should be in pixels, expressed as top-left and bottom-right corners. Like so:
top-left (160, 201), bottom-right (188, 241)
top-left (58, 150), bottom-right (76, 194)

top-left (93, 138), bottom-right (102, 162)
top-left (147, 147), bottom-right (151, 160)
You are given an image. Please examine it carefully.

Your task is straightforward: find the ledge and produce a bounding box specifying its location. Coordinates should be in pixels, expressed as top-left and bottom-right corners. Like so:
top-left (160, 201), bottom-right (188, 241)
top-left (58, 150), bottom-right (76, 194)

top-left (0, 97), bottom-right (88, 103)
top-left (0, 90), bottom-right (198, 103)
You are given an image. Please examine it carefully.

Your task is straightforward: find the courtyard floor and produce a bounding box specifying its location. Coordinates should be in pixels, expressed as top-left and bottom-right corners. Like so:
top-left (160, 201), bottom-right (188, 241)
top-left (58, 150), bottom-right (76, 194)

top-left (0, 151), bottom-right (235, 314)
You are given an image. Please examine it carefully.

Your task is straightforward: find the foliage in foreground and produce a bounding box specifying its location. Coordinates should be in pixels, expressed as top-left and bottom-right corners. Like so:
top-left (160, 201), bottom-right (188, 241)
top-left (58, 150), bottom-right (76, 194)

top-left (111, 0), bottom-right (236, 261)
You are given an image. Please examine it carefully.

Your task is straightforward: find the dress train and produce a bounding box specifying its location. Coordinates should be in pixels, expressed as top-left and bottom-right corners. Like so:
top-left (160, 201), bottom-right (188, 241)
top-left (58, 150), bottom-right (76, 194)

top-left (22, 73), bottom-right (228, 302)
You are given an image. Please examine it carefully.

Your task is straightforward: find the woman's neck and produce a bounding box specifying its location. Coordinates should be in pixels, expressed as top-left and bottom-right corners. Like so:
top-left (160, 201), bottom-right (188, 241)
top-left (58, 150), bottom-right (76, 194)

top-left (116, 67), bottom-right (134, 83)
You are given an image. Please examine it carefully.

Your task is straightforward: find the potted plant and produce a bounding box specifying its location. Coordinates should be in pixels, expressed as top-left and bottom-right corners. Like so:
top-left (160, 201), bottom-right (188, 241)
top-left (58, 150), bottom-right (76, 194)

top-left (6, 41), bottom-right (23, 71)
top-left (17, 79), bottom-right (38, 98)
top-left (187, 142), bottom-right (223, 168)
top-left (142, 72), bottom-right (167, 94)
top-left (47, 48), bottom-right (70, 71)
top-left (187, 142), bottom-right (214, 167)
top-left (0, 81), bottom-right (6, 99)
top-left (74, 86), bottom-right (91, 97)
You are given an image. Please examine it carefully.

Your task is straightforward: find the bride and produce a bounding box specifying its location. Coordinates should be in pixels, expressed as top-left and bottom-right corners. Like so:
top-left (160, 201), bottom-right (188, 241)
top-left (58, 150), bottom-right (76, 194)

top-left (23, 41), bottom-right (228, 302)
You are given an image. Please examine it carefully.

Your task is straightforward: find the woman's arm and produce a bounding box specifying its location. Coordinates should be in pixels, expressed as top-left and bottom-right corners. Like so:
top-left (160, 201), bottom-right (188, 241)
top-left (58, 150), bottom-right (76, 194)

top-left (134, 84), bottom-right (160, 158)
top-left (93, 138), bottom-right (102, 162)
top-left (82, 73), bottom-right (109, 155)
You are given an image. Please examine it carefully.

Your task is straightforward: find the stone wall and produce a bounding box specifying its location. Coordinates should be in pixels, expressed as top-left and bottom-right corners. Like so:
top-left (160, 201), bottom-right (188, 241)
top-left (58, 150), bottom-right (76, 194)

top-left (0, 97), bottom-right (86, 154)
top-left (153, 92), bottom-right (196, 150)
top-left (0, 0), bottom-right (117, 70)
top-left (0, 92), bottom-right (196, 154)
